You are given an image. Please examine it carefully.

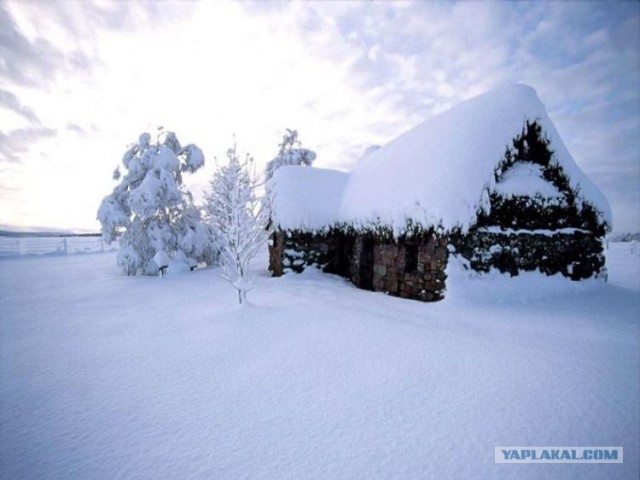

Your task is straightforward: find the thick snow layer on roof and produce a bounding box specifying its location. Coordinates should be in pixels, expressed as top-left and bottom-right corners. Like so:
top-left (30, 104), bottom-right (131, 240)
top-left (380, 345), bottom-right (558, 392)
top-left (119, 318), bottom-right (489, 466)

top-left (493, 162), bottom-right (563, 199)
top-left (269, 166), bottom-right (348, 231)
top-left (341, 84), bottom-right (612, 232)
top-left (269, 84), bottom-right (612, 233)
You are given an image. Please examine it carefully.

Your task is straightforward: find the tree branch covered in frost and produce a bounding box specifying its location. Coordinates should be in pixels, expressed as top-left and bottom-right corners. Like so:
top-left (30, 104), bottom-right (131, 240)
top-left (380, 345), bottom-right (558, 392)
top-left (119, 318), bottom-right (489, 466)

top-left (97, 129), bottom-right (216, 275)
top-left (205, 142), bottom-right (271, 304)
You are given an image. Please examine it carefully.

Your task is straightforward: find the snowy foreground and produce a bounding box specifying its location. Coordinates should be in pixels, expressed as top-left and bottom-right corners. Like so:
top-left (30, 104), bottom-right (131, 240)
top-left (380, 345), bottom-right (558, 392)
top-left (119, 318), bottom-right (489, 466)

top-left (1, 244), bottom-right (638, 479)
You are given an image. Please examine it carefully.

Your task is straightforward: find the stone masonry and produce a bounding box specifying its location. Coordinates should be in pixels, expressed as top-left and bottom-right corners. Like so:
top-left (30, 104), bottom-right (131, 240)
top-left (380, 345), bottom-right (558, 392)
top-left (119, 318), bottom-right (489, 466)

top-left (451, 228), bottom-right (606, 280)
top-left (268, 229), bottom-right (449, 302)
top-left (350, 234), bottom-right (448, 301)
top-left (268, 226), bottom-right (606, 301)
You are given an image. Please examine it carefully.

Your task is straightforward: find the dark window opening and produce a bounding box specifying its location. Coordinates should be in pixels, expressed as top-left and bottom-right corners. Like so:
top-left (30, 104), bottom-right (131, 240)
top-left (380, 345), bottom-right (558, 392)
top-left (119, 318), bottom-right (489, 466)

top-left (405, 245), bottom-right (418, 273)
top-left (359, 238), bottom-right (374, 290)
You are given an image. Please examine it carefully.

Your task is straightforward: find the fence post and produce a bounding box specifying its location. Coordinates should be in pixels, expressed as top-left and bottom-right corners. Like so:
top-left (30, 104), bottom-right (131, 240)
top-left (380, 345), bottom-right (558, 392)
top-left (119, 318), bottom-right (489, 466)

top-left (63, 238), bottom-right (68, 254)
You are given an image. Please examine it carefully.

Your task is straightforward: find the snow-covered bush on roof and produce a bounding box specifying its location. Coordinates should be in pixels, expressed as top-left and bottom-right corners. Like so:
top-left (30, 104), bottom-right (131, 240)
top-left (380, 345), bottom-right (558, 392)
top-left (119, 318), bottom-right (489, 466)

top-left (97, 129), bottom-right (215, 275)
top-left (474, 119), bottom-right (608, 235)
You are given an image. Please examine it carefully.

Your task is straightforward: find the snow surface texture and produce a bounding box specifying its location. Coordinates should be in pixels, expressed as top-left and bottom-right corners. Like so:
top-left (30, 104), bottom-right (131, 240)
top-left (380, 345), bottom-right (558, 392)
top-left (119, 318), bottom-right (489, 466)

top-left (1, 245), bottom-right (638, 479)
top-left (270, 84), bottom-right (612, 233)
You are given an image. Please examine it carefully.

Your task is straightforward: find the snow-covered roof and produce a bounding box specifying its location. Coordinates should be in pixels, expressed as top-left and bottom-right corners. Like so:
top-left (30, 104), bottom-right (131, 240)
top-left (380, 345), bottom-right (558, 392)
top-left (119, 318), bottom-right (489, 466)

top-left (269, 166), bottom-right (349, 231)
top-left (270, 84), bottom-right (612, 233)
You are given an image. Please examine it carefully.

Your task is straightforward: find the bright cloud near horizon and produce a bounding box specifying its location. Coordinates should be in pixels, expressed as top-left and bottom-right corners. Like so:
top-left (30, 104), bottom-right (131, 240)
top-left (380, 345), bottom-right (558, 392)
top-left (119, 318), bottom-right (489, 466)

top-left (0, 0), bottom-right (638, 233)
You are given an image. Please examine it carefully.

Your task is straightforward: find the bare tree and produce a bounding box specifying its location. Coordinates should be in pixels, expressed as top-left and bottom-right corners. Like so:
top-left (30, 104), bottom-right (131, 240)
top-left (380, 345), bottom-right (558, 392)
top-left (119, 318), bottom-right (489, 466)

top-left (205, 142), bottom-right (270, 304)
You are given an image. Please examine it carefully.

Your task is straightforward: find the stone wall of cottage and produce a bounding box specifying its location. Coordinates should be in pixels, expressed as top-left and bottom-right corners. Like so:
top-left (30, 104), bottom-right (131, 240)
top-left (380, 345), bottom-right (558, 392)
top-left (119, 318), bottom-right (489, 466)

top-left (268, 229), bottom-right (449, 301)
top-left (268, 229), bottom-right (352, 277)
top-left (350, 234), bottom-right (448, 301)
top-left (451, 229), bottom-right (606, 280)
top-left (269, 225), bottom-right (606, 301)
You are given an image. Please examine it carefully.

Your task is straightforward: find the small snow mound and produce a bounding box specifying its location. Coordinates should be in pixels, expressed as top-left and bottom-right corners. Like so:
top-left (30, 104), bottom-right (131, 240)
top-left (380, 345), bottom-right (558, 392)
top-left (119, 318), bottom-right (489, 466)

top-left (167, 251), bottom-right (197, 274)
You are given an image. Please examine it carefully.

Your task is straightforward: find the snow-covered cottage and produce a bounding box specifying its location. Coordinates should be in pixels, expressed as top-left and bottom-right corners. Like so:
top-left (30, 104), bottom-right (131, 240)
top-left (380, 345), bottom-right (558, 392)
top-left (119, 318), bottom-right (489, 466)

top-left (267, 84), bottom-right (612, 301)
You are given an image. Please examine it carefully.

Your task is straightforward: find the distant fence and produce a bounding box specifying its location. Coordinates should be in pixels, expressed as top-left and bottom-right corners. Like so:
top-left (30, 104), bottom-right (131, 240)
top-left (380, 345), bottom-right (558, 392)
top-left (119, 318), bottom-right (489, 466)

top-left (0, 235), bottom-right (118, 259)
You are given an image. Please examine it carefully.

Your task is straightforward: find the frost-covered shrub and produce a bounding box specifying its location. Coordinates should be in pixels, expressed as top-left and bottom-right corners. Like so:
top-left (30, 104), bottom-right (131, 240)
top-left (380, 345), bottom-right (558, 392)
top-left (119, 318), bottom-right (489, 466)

top-left (97, 129), bottom-right (215, 275)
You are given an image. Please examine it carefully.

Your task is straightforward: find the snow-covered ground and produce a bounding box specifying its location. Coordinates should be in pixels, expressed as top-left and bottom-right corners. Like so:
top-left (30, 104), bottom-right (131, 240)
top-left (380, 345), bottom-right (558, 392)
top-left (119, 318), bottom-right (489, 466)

top-left (1, 243), bottom-right (638, 479)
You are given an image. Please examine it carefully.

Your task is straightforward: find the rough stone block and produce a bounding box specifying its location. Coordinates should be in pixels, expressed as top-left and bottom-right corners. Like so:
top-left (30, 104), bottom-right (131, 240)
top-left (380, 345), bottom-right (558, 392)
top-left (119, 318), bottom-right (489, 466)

top-left (374, 264), bottom-right (387, 276)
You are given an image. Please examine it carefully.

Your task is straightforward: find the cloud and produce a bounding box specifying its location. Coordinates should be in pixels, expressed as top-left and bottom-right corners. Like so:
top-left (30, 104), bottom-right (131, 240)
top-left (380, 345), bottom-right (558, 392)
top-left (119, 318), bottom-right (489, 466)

top-left (254, 1), bottom-right (513, 130)
top-left (0, 0), bottom-right (190, 168)
top-left (0, 2), bottom-right (110, 89)
top-left (0, 4), bottom-right (67, 87)
top-left (272, 1), bottom-right (639, 230)
top-left (0, 0), bottom-right (637, 231)
top-left (1, 0), bottom-right (170, 89)
top-left (44, 0), bottom-right (194, 36)
top-left (66, 123), bottom-right (87, 135)
top-left (0, 0), bottom-right (102, 173)
top-left (0, 127), bottom-right (57, 163)
top-left (0, 88), bottom-right (40, 124)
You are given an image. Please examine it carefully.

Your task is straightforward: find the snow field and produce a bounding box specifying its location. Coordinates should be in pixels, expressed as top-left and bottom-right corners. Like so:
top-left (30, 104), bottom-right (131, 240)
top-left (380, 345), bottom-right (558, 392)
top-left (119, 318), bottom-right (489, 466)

top-left (0, 244), bottom-right (638, 479)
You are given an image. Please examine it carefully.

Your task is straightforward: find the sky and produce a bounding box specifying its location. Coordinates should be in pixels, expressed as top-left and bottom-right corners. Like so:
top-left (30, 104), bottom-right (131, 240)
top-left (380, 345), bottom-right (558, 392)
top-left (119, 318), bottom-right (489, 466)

top-left (0, 0), bottom-right (638, 233)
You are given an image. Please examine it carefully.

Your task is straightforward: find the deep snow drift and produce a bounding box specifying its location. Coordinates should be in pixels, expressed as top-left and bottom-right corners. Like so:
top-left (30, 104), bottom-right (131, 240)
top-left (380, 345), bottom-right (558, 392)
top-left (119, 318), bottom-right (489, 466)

top-left (0, 243), bottom-right (638, 479)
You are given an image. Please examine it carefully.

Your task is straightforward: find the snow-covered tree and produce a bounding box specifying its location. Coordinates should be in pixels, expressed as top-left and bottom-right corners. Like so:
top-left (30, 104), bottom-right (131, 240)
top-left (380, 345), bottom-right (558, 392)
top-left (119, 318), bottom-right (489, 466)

top-left (173, 192), bottom-right (219, 269)
top-left (205, 142), bottom-right (270, 304)
top-left (97, 129), bottom-right (215, 275)
top-left (264, 129), bottom-right (316, 181)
